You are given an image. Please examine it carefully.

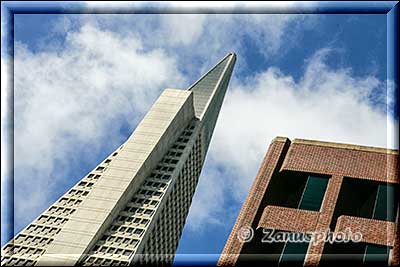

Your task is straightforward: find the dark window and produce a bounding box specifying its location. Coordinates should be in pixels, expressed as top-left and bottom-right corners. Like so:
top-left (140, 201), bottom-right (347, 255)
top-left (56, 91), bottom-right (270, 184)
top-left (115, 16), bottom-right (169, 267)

top-left (321, 242), bottom-right (390, 266)
top-left (144, 209), bottom-right (153, 215)
top-left (96, 166), bottom-right (105, 172)
top-left (364, 244), bottom-right (389, 264)
top-left (134, 229), bottom-right (143, 235)
top-left (123, 250), bottom-right (133, 256)
top-left (332, 179), bottom-right (398, 231)
top-left (279, 239), bottom-right (310, 266)
top-left (298, 175), bottom-right (329, 211)
top-left (373, 183), bottom-right (397, 222)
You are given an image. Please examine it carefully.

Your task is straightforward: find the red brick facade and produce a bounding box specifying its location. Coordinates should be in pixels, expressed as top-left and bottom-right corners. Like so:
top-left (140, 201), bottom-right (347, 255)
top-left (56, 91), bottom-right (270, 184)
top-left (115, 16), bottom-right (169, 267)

top-left (335, 216), bottom-right (396, 246)
top-left (218, 137), bottom-right (399, 266)
top-left (281, 139), bottom-right (398, 183)
top-left (304, 175), bottom-right (343, 266)
top-left (257, 206), bottom-right (320, 233)
top-left (218, 137), bottom-right (290, 266)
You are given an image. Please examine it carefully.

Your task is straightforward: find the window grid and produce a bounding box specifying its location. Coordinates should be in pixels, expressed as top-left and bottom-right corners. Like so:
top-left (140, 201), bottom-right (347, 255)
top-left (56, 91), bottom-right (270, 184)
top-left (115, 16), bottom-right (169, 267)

top-left (1, 148), bottom-right (121, 266)
top-left (139, 133), bottom-right (202, 265)
top-left (83, 123), bottom-right (201, 265)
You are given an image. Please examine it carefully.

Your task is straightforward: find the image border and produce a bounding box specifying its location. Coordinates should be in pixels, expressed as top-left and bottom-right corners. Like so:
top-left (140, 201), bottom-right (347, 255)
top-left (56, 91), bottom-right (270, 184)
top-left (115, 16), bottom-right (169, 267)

top-left (1, 1), bottom-right (398, 266)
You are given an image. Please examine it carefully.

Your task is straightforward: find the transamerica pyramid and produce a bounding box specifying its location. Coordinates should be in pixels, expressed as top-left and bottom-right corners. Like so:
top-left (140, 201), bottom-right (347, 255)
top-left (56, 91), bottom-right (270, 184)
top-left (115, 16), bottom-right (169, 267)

top-left (1, 53), bottom-right (236, 266)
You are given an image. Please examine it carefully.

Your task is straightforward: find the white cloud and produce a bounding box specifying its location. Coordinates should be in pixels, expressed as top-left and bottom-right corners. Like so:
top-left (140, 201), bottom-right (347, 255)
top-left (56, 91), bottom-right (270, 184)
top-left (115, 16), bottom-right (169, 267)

top-left (12, 22), bottom-right (184, 229)
top-left (185, 48), bottom-right (397, 230)
top-left (8, 11), bottom-right (314, 238)
top-left (159, 15), bottom-right (207, 46)
top-left (62, 13), bottom-right (314, 77)
top-left (1, 56), bottom-right (12, 245)
top-left (8, 10), bottom-right (394, 250)
top-left (84, 1), bottom-right (298, 9)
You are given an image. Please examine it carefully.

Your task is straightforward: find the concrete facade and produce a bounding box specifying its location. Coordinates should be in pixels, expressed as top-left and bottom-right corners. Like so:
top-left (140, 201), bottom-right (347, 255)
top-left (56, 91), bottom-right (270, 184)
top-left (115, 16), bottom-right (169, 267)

top-left (218, 137), bottom-right (399, 266)
top-left (2, 53), bottom-right (236, 266)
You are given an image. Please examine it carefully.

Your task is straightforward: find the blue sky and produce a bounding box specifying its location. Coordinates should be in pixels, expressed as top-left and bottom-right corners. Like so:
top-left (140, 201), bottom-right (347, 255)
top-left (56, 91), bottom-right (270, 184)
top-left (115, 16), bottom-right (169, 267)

top-left (1, 1), bottom-right (398, 266)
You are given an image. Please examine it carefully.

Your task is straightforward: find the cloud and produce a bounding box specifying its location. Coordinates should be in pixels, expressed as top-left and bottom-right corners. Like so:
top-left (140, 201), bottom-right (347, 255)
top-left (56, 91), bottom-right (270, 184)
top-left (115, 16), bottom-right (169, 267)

top-left (159, 15), bottom-right (207, 46)
top-left (55, 13), bottom-right (315, 79)
top-left (1, 56), bottom-right (12, 245)
top-left (8, 10), bottom-right (393, 251)
top-left (8, 11), bottom-right (315, 240)
top-left (12, 22), bottom-right (184, 230)
top-left (185, 47), bottom-right (397, 230)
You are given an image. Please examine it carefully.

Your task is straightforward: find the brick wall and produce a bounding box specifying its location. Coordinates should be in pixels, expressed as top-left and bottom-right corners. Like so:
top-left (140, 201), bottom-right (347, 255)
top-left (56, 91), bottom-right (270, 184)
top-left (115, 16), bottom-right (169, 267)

top-left (335, 215), bottom-right (396, 246)
top-left (281, 140), bottom-right (398, 183)
top-left (304, 175), bottom-right (343, 266)
top-left (218, 137), bottom-right (399, 266)
top-left (217, 137), bottom-right (290, 266)
top-left (257, 206), bottom-right (319, 233)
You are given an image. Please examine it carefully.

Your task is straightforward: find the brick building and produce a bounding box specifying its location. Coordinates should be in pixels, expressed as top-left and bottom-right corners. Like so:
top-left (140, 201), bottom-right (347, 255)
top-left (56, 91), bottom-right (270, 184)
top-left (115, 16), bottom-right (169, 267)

top-left (218, 137), bottom-right (399, 266)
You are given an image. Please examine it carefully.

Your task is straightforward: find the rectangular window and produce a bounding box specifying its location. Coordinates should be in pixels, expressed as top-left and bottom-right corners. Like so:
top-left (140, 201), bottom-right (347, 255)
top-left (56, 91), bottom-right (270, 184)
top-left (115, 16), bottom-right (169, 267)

top-left (123, 250), bottom-right (133, 256)
top-left (134, 229), bottom-right (143, 235)
top-left (298, 175), bottom-right (329, 211)
top-left (373, 183), bottom-right (397, 222)
top-left (363, 244), bottom-right (389, 264)
top-left (96, 166), bottom-right (105, 172)
top-left (144, 209), bottom-right (153, 215)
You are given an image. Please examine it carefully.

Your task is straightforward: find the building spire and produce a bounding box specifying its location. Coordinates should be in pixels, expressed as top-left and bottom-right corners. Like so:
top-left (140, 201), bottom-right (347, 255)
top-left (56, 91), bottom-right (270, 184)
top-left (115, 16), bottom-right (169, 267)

top-left (188, 53), bottom-right (236, 119)
top-left (188, 52), bottom-right (236, 154)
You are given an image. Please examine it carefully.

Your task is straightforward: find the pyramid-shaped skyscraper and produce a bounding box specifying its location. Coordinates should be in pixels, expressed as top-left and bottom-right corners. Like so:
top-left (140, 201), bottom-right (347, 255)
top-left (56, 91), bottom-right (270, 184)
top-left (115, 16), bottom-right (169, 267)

top-left (2, 53), bottom-right (236, 266)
